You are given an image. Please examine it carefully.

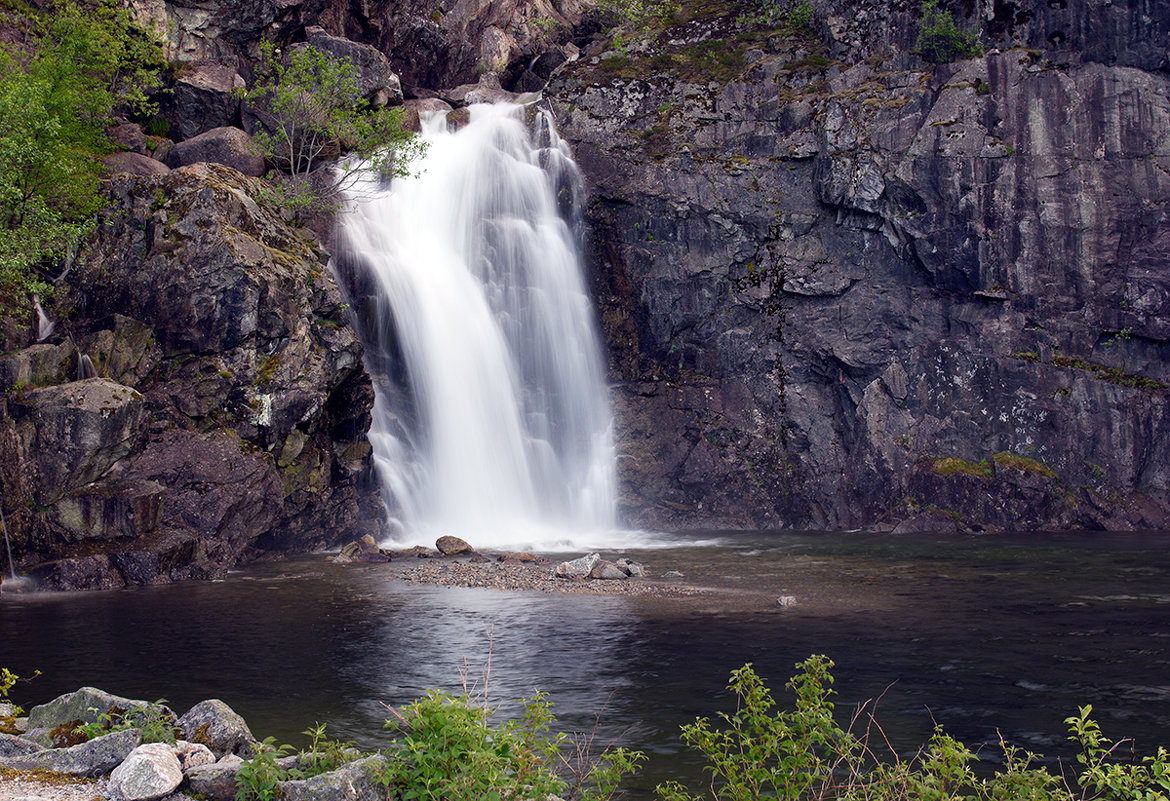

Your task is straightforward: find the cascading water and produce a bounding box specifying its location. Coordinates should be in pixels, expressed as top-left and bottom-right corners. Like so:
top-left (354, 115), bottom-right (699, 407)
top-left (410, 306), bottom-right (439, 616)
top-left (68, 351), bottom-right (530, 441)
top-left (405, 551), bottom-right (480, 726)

top-left (334, 103), bottom-right (618, 549)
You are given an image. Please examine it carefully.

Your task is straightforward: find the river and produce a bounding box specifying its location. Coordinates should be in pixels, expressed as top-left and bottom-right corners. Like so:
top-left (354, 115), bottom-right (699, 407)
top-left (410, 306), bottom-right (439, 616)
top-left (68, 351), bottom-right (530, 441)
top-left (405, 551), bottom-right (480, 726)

top-left (3, 530), bottom-right (1169, 794)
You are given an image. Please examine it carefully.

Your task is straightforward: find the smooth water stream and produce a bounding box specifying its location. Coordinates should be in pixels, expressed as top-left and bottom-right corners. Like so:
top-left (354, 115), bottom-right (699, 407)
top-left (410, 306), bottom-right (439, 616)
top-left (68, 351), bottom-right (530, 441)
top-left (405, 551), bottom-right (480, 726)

top-left (334, 103), bottom-right (616, 550)
top-left (3, 531), bottom-right (1169, 794)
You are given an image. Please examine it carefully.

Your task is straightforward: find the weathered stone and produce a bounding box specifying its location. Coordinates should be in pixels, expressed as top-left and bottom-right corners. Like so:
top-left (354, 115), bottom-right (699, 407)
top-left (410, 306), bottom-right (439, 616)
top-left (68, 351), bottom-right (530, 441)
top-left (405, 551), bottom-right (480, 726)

top-left (435, 535), bottom-right (473, 555)
top-left (184, 753), bottom-right (244, 801)
top-left (104, 152), bottom-right (171, 176)
top-left (0, 731), bottom-right (44, 757)
top-left (300, 27), bottom-right (402, 105)
top-left (164, 62), bottom-right (246, 142)
top-left (178, 699), bottom-right (257, 759)
top-left (174, 739), bottom-right (216, 770)
top-left (109, 742), bottom-right (183, 801)
top-left (776, 596), bottom-right (798, 608)
top-left (0, 728), bottom-right (140, 775)
top-left (277, 754), bottom-right (389, 801)
top-left (109, 122), bottom-right (147, 154)
top-left (27, 688), bottom-right (155, 732)
top-left (168, 126), bottom-right (264, 176)
top-left (589, 560), bottom-right (628, 580)
top-left (554, 553), bottom-right (600, 578)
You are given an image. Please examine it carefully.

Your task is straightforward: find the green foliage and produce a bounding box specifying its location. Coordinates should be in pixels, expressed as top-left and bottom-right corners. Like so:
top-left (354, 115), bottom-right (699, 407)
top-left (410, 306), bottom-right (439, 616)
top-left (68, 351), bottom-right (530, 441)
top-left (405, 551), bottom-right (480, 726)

top-left (298, 722), bottom-right (355, 777)
top-left (235, 736), bottom-right (298, 801)
top-left (238, 41), bottom-right (424, 221)
top-left (73, 700), bottom-right (179, 744)
top-left (594, 0), bottom-right (680, 42)
top-left (657, 658), bottom-right (1170, 801)
top-left (379, 688), bottom-right (643, 801)
top-left (736, 0), bottom-right (815, 31)
top-left (0, 0), bottom-right (163, 322)
top-left (1067, 706), bottom-right (1170, 801)
top-left (916, 0), bottom-right (982, 63)
top-left (0, 667), bottom-right (39, 719)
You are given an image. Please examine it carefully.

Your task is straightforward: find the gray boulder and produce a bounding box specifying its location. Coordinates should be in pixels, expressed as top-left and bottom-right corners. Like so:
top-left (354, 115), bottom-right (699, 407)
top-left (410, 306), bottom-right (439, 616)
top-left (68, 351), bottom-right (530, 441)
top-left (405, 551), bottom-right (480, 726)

top-left (589, 560), bottom-right (629, 580)
top-left (185, 753), bottom-right (244, 801)
top-left (178, 700), bottom-right (257, 759)
top-left (168, 127), bottom-right (265, 177)
top-left (165, 62), bottom-right (246, 142)
top-left (0, 728), bottom-right (140, 775)
top-left (299, 28), bottom-right (402, 106)
top-left (174, 739), bottom-right (216, 770)
top-left (278, 754), bottom-right (390, 801)
top-left (109, 742), bottom-right (183, 800)
top-left (28, 687), bottom-right (156, 732)
top-left (0, 731), bottom-right (44, 757)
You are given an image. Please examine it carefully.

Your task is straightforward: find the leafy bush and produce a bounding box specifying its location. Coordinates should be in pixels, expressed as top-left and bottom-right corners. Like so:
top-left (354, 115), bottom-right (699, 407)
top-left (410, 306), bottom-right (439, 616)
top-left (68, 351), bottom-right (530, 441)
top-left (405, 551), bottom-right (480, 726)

top-left (235, 736), bottom-right (297, 801)
top-left (736, 0), bottom-right (815, 31)
top-left (916, 0), bottom-right (982, 63)
top-left (656, 656), bottom-right (1170, 801)
top-left (0, 0), bottom-right (163, 322)
top-left (378, 688), bottom-right (643, 801)
top-left (238, 41), bottom-right (424, 221)
top-left (73, 700), bottom-right (179, 744)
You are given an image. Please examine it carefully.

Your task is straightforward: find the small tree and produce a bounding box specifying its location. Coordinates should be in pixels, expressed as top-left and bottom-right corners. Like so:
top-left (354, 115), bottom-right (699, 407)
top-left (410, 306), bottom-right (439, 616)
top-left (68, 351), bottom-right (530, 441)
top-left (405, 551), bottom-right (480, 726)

top-left (917, 0), bottom-right (982, 63)
top-left (0, 0), bottom-right (164, 323)
top-left (239, 41), bottom-right (424, 219)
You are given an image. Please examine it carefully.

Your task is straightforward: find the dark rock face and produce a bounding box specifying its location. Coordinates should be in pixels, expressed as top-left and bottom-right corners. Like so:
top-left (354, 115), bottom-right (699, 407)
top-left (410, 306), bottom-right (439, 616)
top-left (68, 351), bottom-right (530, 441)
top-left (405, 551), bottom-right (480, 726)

top-left (548, 0), bottom-right (1170, 532)
top-left (3, 164), bottom-right (384, 589)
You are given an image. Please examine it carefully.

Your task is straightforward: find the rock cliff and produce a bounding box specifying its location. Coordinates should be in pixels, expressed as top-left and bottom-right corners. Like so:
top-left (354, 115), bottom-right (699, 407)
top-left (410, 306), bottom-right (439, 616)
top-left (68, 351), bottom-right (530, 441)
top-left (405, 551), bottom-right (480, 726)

top-left (0, 165), bottom-right (383, 588)
top-left (547, 0), bottom-right (1170, 531)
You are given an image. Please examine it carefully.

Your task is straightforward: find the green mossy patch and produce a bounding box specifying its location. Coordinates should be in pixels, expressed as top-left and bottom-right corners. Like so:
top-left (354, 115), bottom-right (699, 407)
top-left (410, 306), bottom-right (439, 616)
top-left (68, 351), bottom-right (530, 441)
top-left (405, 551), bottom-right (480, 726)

top-left (992, 452), bottom-right (1058, 479)
top-left (930, 456), bottom-right (992, 478)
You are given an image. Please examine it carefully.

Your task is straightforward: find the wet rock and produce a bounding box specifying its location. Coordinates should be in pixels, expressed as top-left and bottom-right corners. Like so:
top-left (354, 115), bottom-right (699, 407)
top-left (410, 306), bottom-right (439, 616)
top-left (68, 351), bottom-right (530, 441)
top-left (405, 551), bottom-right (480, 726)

top-left (435, 535), bottom-right (473, 555)
top-left (500, 552), bottom-right (541, 564)
top-left (662, 571), bottom-right (684, 579)
top-left (614, 558), bottom-right (644, 577)
top-left (168, 126), bottom-right (265, 176)
top-left (109, 742), bottom-right (183, 800)
top-left (335, 534), bottom-right (389, 563)
top-left (776, 596), bottom-right (798, 608)
top-left (891, 508), bottom-right (964, 535)
top-left (177, 700), bottom-right (257, 759)
top-left (0, 728), bottom-right (140, 775)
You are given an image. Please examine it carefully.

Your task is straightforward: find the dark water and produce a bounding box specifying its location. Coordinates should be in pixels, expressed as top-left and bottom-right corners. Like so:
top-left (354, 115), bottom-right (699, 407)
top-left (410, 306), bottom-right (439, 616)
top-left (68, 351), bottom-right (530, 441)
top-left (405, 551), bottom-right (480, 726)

top-left (3, 530), bottom-right (1169, 793)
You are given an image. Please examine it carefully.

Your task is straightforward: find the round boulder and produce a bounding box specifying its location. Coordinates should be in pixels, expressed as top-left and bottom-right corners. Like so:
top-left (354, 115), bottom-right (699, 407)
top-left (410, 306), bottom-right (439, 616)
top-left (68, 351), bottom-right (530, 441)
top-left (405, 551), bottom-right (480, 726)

top-left (177, 699), bottom-right (257, 759)
top-left (168, 127), bottom-right (265, 177)
top-left (109, 742), bottom-right (183, 801)
top-left (435, 535), bottom-right (473, 555)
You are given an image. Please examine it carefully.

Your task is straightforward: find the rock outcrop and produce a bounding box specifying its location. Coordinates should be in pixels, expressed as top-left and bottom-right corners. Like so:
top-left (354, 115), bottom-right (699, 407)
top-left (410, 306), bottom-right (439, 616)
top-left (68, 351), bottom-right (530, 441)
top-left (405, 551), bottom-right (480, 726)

top-left (547, 0), bottom-right (1170, 531)
top-left (1, 163), bottom-right (384, 589)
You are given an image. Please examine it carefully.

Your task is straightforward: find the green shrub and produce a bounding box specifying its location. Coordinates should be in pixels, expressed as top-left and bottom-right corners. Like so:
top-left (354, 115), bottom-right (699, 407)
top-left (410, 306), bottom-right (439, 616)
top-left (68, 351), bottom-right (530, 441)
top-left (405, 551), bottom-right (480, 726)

top-left (378, 688), bottom-right (643, 801)
top-left (917, 0), bottom-right (982, 63)
top-left (235, 736), bottom-right (297, 801)
top-left (73, 699), bottom-right (179, 744)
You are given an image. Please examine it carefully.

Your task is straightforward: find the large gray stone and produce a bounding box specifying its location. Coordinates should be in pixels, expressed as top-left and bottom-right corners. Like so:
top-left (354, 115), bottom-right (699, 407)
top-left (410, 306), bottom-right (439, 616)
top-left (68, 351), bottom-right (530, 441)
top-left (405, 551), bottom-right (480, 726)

top-left (0, 731), bottom-right (44, 757)
top-left (0, 728), bottom-right (140, 775)
top-left (278, 754), bottom-right (390, 801)
top-left (184, 753), bottom-right (243, 801)
top-left (177, 700), bottom-right (256, 759)
top-left (109, 742), bottom-right (183, 800)
top-left (28, 687), bottom-right (155, 732)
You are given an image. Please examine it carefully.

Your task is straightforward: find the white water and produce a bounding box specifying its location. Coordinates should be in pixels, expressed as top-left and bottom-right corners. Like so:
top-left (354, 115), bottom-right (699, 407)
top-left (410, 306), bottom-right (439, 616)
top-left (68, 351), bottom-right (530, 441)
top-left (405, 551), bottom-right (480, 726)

top-left (33, 295), bottom-right (54, 342)
top-left (335, 103), bottom-right (620, 550)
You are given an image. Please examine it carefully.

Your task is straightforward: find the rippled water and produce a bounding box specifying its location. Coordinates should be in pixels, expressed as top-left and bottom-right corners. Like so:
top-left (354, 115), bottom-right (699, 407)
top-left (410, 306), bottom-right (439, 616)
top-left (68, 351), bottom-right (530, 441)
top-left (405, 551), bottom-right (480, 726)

top-left (3, 530), bottom-right (1169, 793)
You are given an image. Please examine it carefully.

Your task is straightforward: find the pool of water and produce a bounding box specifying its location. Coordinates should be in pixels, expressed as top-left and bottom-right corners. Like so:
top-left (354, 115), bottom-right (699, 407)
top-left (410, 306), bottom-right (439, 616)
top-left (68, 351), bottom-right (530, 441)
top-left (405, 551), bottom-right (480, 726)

top-left (3, 530), bottom-right (1169, 794)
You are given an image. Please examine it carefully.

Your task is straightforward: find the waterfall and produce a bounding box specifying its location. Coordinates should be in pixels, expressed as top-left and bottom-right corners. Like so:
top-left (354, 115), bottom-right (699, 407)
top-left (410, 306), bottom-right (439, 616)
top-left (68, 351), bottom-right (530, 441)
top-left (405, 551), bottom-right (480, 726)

top-left (33, 295), bottom-right (54, 342)
top-left (334, 103), bottom-right (618, 549)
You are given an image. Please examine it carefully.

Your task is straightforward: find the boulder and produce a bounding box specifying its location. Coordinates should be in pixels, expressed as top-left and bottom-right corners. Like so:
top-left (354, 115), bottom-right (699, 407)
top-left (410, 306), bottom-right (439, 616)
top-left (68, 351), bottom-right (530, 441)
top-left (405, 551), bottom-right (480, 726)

top-left (0, 343), bottom-right (74, 389)
top-left (178, 699), bottom-right (257, 759)
top-left (553, 553), bottom-right (600, 578)
top-left (168, 126), bottom-right (265, 176)
top-left (185, 753), bottom-right (244, 801)
top-left (435, 535), bottom-right (473, 555)
top-left (614, 558), bottom-right (644, 577)
top-left (164, 62), bottom-right (246, 142)
top-left (589, 560), bottom-right (628, 580)
top-left (174, 739), bottom-right (216, 770)
top-left (278, 754), bottom-right (390, 801)
top-left (27, 688), bottom-right (156, 732)
top-left (109, 742), bottom-right (183, 801)
top-left (500, 552), bottom-right (540, 564)
top-left (299, 27), bottom-right (403, 106)
top-left (109, 122), bottom-right (147, 154)
top-left (890, 509), bottom-right (963, 534)
top-left (0, 728), bottom-right (140, 775)
top-left (0, 731), bottom-right (44, 757)
top-left (104, 152), bottom-right (170, 176)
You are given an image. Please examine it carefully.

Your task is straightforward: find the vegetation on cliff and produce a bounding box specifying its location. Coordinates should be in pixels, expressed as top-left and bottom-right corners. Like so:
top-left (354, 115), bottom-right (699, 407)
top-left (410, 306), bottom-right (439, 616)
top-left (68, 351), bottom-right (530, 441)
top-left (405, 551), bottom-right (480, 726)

top-left (0, 0), bottom-right (163, 320)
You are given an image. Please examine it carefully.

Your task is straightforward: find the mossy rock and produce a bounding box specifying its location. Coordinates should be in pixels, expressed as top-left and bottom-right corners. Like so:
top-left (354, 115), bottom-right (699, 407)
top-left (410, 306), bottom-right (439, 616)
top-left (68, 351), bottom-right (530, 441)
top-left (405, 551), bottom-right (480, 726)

top-left (930, 456), bottom-right (992, 478)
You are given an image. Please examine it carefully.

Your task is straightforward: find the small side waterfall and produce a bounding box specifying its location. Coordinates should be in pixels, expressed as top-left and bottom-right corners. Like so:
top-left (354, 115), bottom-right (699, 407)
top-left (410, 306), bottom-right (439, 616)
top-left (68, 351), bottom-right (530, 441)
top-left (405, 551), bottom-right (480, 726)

top-left (335, 103), bottom-right (617, 549)
top-left (33, 295), bottom-right (54, 342)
